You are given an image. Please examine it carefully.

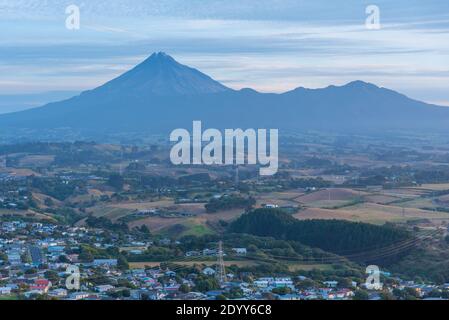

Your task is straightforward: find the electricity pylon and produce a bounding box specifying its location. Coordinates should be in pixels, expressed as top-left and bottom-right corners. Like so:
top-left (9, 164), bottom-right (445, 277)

top-left (216, 241), bottom-right (227, 284)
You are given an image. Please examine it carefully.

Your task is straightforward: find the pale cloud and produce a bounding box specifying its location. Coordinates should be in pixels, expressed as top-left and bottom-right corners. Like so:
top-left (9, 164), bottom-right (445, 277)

top-left (0, 0), bottom-right (448, 107)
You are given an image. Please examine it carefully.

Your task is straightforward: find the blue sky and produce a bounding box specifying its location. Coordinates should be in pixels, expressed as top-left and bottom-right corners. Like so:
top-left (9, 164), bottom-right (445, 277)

top-left (1, 0), bottom-right (449, 112)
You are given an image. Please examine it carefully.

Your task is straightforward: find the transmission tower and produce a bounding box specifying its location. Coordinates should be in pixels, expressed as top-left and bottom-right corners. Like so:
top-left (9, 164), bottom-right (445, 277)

top-left (119, 148), bottom-right (124, 176)
top-left (235, 166), bottom-right (240, 187)
top-left (216, 241), bottom-right (227, 284)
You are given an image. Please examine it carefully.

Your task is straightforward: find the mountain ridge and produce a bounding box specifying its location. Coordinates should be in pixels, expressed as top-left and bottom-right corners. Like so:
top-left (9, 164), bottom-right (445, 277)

top-left (0, 52), bottom-right (448, 139)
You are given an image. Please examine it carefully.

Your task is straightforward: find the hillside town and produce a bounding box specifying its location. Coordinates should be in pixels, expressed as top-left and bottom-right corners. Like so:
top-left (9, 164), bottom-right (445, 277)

top-left (1, 220), bottom-right (448, 301)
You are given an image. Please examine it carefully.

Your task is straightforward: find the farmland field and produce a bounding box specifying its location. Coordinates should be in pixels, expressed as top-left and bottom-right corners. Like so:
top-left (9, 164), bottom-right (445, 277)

top-left (0, 209), bottom-right (55, 221)
top-left (293, 202), bottom-right (449, 225)
top-left (106, 185), bottom-right (449, 234)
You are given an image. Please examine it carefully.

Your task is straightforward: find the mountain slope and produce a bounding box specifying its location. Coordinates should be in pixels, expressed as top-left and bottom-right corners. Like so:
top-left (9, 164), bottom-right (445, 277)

top-left (0, 52), bottom-right (448, 139)
top-left (91, 52), bottom-right (232, 96)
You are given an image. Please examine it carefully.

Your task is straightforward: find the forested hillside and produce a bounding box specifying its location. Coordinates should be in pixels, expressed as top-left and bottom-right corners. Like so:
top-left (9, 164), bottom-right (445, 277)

top-left (229, 208), bottom-right (412, 263)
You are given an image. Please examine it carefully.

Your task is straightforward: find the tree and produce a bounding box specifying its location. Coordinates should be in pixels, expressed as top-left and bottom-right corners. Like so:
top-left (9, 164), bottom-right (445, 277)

top-left (79, 249), bottom-right (94, 263)
top-left (25, 268), bottom-right (37, 275)
top-left (139, 225), bottom-right (151, 235)
top-left (117, 278), bottom-right (136, 289)
top-left (295, 279), bottom-right (317, 290)
top-left (337, 278), bottom-right (353, 288)
top-left (44, 270), bottom-right (60, 284)
top-left (118, 255), bottom-right (129, 271)
top-left (261, 292), bottom-right (277, 300)
top-left (58, 255), bottom-right (70, 263)
top-left (179, 284), bottom-right (190, 293)
top-left (272, 287), bottom-right (292, 295)
top-left (227, 287), bottom-right (244, 299)
top-left (122, 289), bottom-right (131, 298)
top-left (229, 208), bottom-right (410, 260)
top-left (0, 253), bottom-right (8, 262)
top-left (353, 290), bottom-right (369, 300)
top-left (21, 253), bottom-right (31, 264)
top-left (108, 174), bottom-right (124, 191)
top-left (195, 277), bottom-right (220, 292)
top-left (379, 291), bottom-right (396, 300)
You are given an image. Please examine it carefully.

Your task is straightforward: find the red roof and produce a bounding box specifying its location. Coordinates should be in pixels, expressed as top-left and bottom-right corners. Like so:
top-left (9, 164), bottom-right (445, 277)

top-left (35, 279), bottom-right (50, 285)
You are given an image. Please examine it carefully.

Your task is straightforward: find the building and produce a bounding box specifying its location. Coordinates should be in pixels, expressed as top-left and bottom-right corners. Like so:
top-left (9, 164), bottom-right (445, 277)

top-left (254, 277), bottom-right (293, 288)
top-left (47, 246), bottom-right (65, 254)
top-left (95, 285), bottom-right (115, 293)
top-left (69, 292), bottom-right (90, 300)
top-left (0, 287), bottom-right (12, 295)
top-left (185, 251), bottom-right (201, 257)
top-left (202, 267), bottom-right (216, 276)
top-left (273, 277), bottom-right (294, 288)
top-left (323, 281), bottom-right (338, 288)
top-left (254, 278), bottom-right (271, 288)
top-left (202, 249), bottom-right (217, 256)
top-left (7, 251), bottom-right (21, 266)
top-left (48, 288), bottom-right (68, 298)
top-left (93, 259), bottom-right (118, 267)
top-left (30, 279), bottom-right (52, 293)
top-left (232, 248), bottom-right (247, 256)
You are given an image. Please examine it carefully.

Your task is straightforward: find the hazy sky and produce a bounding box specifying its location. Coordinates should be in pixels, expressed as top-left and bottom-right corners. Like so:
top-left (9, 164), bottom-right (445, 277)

top-left (1, 0), bottom-right (449, 108)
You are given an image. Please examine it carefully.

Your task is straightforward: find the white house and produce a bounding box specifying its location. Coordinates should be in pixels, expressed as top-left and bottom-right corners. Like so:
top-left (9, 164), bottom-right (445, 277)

top-left (0, 287), bottom-right (12, 295)
top-left (232, 248), bottom-right (247, 256)
top-left (273, 277), bottom-right (294, 288)
top-left (254, 278), bottom-right (273, 288)
top-left (48, 288), bottom-right (68, 298)
top-left (95, 285), bottom-right (115, 293)
top-left (323, 281), bottom-right (338, 288)
top-left (202, 249), bottom-right (217, 256)
top-left (92, 259), bottom-right (118, 267)
top-left (202, 267), bottom-right (216, 276)
top-left (69, 292), bottom-right (90, 300)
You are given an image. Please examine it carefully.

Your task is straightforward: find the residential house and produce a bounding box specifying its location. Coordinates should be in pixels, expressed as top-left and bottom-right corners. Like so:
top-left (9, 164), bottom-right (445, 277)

top-left (30, 279), bottom-right (52, 293)
top-left (95, 285), bottom-right (115, 293)
top-left (48, 288), bottom-right (68, 298)
top-left (93, 259), bottom-right (118, 267)
top-left (0, 287), bottom-right (12, 295)
top-left (202, 267), bottom-right (216, 276)
top-left (232, 248), bottom-right (247, 256)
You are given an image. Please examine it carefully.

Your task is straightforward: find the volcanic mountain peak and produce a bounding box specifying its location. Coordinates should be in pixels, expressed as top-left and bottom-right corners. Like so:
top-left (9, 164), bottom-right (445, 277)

top-left (94, 52), bottom-right (232, 96)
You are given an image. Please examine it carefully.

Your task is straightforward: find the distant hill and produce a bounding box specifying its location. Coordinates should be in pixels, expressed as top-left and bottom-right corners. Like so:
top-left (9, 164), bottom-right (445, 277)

top-left (1, 52), bottom-right (449, 139)
top-left (0, 91), bottom-right (79, 114)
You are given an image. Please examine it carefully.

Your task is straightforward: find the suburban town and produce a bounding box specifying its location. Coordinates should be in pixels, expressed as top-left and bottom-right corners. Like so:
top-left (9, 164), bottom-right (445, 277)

top-left (1, 220), bottom-right (448, 300)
